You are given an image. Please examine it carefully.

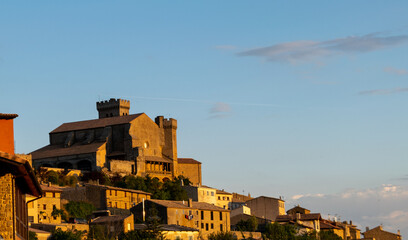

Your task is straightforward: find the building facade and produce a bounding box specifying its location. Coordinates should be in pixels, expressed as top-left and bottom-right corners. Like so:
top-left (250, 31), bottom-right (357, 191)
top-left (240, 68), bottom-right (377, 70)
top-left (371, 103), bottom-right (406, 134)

top-left (245, 196), bottom-right (285, 221)
top-left (363, 226), bottom-right (401, 240)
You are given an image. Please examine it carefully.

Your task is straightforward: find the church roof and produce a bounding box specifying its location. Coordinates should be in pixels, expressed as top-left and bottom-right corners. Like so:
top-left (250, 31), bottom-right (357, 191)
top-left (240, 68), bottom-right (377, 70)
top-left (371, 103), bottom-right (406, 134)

top-left (178, 158), bottom-right (201, 164)
top-left (50, 113), bottom-right (143, 133)
top-left (31, 142), bottom-right (105, 159)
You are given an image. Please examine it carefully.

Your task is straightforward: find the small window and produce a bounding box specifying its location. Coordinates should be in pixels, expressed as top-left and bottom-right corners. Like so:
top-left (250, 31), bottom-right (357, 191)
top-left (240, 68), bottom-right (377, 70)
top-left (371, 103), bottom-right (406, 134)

top-left (207, 191), bottom-right (209, 196)
top-left (206, 223), bottom-right (209, 231)
top-left (211, 192), bottom-right (214, 196)
top-left (115, 190), bottom-right (117, 196)
top-left (201, 223), bottom-right (204, 229)
top-left (52, 192), bottom-right (56, 198)
top-left (211, 223), bottom-right (214, 229)
top-left (218, 196), bottom-right (220, 200)
top-left (220, 224), bottom-right (223, 231)
top-left (223, 197), bottom-right (225, 200)
top-left (43, 204), bottom-right (46, 210)
top-left (227, 197), bottom-right (230, 200)
top-left (43, 216), bottom-right (47, 220)
top-left (220, 212), bottom-right (223, 220)
top-left (201, 211), bottom-right (204, 220)
top-left (210, 211), bottom-right (213, 220)
top-left (53, 216), bottom-right (57, 220)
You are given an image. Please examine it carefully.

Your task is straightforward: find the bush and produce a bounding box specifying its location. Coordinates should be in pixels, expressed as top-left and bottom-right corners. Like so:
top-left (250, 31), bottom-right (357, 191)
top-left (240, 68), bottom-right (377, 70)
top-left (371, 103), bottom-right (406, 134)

top-left (51, 229), bottom-right (84, 240)
top-left (208, 231), bottom-right (237, 240)
top-left (64, 201), bottom-right (95, 219)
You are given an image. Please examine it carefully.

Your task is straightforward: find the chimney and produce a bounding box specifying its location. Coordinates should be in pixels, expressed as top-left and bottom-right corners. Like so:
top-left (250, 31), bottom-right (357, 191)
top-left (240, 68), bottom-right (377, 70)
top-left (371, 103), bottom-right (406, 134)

top-left (0, 113), bottom-right (18, 154)
top-left (398, 230), bottom-right (401, 235)
top-left (366, 227), bottom-right (369, 232)
top-left (350, 220), bottom-right (352, 225)
top-left (188, 198), bottom-right (193, 207)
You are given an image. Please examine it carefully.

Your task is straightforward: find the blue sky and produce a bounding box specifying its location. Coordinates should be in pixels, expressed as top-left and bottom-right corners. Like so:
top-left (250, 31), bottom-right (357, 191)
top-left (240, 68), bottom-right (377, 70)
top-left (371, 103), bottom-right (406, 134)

top-left (1, 1), bottom-right (408, 236)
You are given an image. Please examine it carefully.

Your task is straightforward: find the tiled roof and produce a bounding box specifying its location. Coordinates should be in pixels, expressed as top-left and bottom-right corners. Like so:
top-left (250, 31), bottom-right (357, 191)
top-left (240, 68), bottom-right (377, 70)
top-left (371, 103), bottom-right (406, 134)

top-left (320, 220), bottom-right (341, 230)
top-left (276, 213), bottom-right (321, 222)
top-left (86, 183), bottom-right (152, 195)
top-left (178, 158), bottom-right (201, 164)
top-left (0, 151), bottom-right (42, 197)
top-left (31, 142), bottom-right (105, 159)
top-left (216, 189), bottom-right (232, 195)
top-left (0, 113), bottom-right (18, 119)
top-left (50, 113), bottom-right (143, 133)
top-left (148, 199), bottom-right (229, 212)
top-left (91, 215), bottom-right (130, 223)
top-left (41, 184), bottom-right (64, 192)
top-left (134, 224), bottom-right (199, 232)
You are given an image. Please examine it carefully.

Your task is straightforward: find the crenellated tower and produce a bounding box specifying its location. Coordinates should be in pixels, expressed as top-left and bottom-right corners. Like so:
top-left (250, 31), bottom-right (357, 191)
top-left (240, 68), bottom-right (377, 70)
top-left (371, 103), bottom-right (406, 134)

top-left (96, 98), bottom-right (130, 119)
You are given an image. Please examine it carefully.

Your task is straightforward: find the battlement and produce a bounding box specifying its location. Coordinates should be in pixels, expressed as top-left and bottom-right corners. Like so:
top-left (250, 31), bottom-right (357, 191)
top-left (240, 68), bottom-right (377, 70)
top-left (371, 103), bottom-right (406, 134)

top-left (97, 98), bottom-right (130, 118)
top-left (163, 118), bottom-right (177, 129)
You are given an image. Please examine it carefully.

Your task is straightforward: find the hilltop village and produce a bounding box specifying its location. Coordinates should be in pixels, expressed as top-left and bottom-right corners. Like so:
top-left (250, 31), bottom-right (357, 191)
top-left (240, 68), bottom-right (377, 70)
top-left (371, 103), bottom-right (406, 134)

top-left (0, 98), bottom-right (403, 240)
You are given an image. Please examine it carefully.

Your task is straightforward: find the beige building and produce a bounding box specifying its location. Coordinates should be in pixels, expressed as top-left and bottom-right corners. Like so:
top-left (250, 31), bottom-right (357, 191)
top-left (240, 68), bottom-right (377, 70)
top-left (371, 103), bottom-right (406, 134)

top-left (183, 185), bottom-right (217, 205)
top-left (363, 226), bottom-right (401, 240)
top-left (131, 199), bottom-right (230, 239)
top-left (276, 213), bottom-right (322, 232)
top-left (90, 214), bottom-right (134, 239)
top-left (245, 196), bottom-right (285, 221)
top-left (31, 98), bottom-right (202, 184)
top-left (177, 158), bottom-right (202, 186)
top-left (216, 189), bottom-right (233, 210)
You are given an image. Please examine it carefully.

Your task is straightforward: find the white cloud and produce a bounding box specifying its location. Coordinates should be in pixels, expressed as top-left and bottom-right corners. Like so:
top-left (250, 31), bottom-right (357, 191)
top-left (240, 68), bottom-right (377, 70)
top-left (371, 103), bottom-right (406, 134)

top-left (238, 32), bottom-right (408, 63)
top-left (384, 67), bottom-right (408, 75)
top-left (209, 102), bottom-right (232, 119)
top-left (359, 87), bottom-right (408, 95)
top-left (288, 184), bottom-right (408, 237)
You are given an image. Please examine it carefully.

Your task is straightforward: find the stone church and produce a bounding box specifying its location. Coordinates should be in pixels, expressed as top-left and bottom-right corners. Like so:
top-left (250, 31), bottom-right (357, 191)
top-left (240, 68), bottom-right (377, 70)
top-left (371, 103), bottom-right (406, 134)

top-left (31, 98), bottom-right (202, 185)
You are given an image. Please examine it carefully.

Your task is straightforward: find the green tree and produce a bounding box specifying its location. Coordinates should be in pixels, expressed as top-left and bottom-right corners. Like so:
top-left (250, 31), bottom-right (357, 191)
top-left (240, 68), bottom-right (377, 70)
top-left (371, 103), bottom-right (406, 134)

top-left (208, 231), bottom-right (237, 240)
top-left (29, 231), bottom-right (38, 240)
top-left (236, 216), bottom-right (258, 232)
top-left (263, 222), bottom-right (297, 240)
top-left (88, 225), bottom-right (115, 240)
top-left (319, 230), bottom-right (342, 240)
top-left (46, 171), bottom-right (60, 184)
top-left (51, 229), bottom-right (84, 240)
top-left (51, 206), bottom-right (67, 222)
top-left (64, 201), bottom-right (95, 219)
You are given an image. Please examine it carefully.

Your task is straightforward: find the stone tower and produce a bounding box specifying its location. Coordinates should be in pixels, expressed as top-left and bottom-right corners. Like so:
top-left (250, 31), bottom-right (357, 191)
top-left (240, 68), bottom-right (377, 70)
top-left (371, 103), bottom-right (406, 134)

top-left (96, 98), bottom-right (130, 118)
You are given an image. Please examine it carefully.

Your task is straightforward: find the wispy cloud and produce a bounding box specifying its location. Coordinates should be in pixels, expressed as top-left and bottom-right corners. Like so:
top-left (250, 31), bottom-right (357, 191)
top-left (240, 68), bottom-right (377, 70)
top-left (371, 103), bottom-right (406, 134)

top-left (238, 32), bottom-right (408, 63)
top-left (359, 87), bottom-right (408, 95)
top-left (384, 67), bottom-right (408, 75)
top-left (288, 184), bottom-right (408, 236)
top-left (209, 102), bottom-right (232, 119)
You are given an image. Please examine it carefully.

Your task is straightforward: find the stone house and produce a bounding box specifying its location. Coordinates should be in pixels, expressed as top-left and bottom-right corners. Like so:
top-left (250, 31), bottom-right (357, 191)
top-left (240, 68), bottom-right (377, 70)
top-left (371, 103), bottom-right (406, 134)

top-left (276, 213), bottom-right (322, 232)
top-left (130, 199), bottom-right (230, 239)
top-left (31, 98), bottom-right (201, 184)
top-left (363, 226), bottom-right (401, 240)
top-left (177, 158), bottom-right (202, 186)
top-left (61, 184), bottom-right (151, 212)
top-left (0, 113), bottom-right (42, 240)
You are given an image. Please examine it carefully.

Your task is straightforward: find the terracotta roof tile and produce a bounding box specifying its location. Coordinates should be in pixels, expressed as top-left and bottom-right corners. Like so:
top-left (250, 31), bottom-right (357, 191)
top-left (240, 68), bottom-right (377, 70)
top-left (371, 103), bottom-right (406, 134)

top-left (0, 113), bottom-right (18, 119)
top-left (41, 184), bottom-right (64, 192)
top-left (31, 142), bottom-right (105, 159)
top-left (276, 213), bottom-right (321, 222)
top-left (50, 113), bottom-right (143, 133)
top-left (178, 158), bottom-right (201, 164)
top-left (216, 189), bottom-right (232, 195)
top-left (86, 183), bottom-right (152, 195)
top-left (91, 215), bottom-right (130, 223)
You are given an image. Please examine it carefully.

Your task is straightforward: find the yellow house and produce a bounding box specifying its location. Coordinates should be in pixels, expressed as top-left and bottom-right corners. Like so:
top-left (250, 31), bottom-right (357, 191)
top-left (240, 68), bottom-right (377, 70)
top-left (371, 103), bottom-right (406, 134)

top-left (183, 185), bottom-right (217, 205)
top-left (34, 184), bottom-right (63, 224)
top-left (85, 184), bottom-right (152, 210)
top-left (215, 189), bottom-right (233, 210)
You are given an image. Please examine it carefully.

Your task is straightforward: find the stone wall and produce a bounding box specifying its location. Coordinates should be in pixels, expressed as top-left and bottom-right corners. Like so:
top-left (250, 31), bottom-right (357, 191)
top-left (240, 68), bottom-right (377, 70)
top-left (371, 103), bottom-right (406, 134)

top-left (0, 173), bottom-right (14, 240)
top-left (177, 162), bottom-right (202, 186)
top-left (110, 160), bottom-right (134, 175)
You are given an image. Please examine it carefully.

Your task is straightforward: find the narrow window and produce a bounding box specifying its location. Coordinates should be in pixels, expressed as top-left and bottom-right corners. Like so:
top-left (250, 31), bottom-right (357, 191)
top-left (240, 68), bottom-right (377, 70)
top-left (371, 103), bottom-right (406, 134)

top-left (220, 224), bottom-right (223, 231)
top-left (211, 211), bottom-right (213, 220)
top-left (43, 204), bottom-right (46, 210)
top-left (211, 223), bottom-right (214, 229)
top-left (201, 223), bottom-right (204, 229)
top-left (206, 223), bottom-right (209, 231)
top-left (220, 212), bottom-right (223, 221)
top-left (201, 211), bottom-right (204, 220)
